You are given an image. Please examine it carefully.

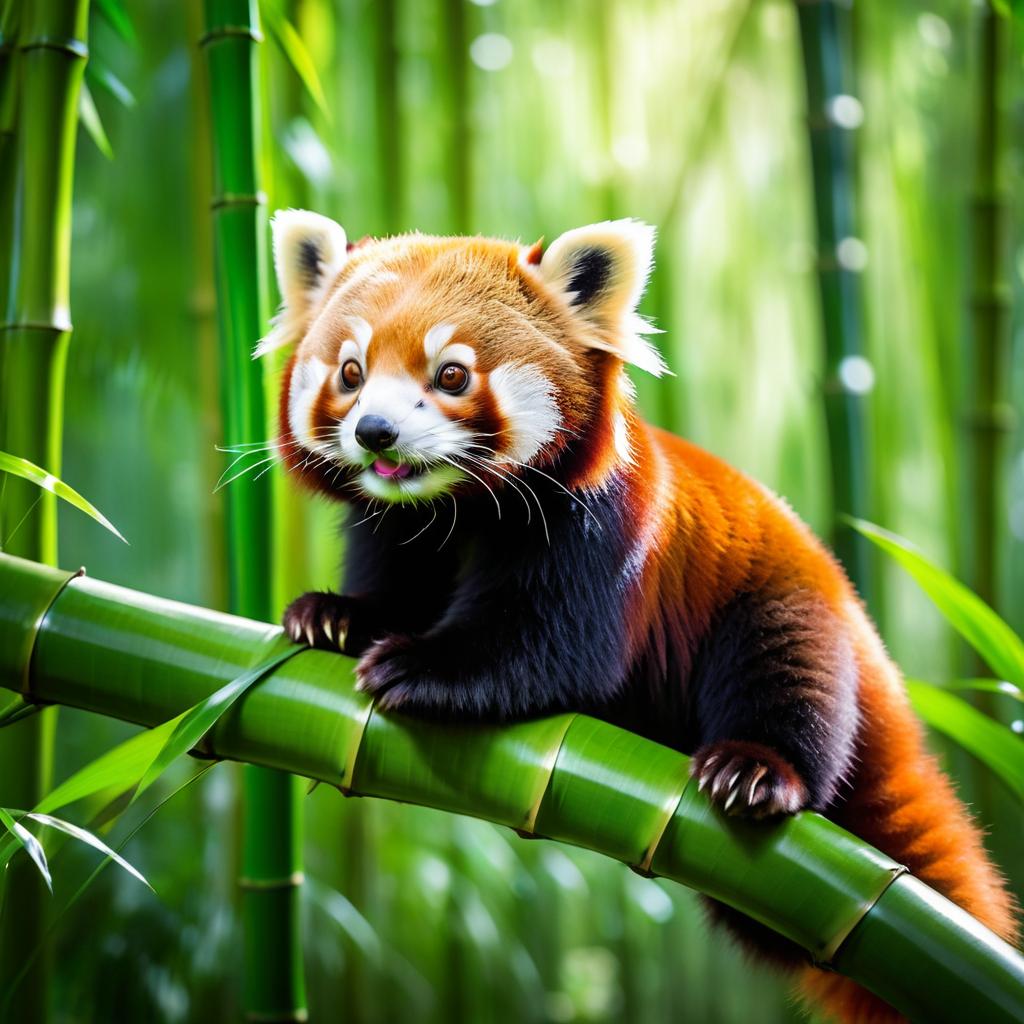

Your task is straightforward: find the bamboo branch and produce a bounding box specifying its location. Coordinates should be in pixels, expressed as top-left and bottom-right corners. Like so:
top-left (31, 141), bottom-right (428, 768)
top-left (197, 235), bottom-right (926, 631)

top-left (1, 552), bottom-right (1022, 1024)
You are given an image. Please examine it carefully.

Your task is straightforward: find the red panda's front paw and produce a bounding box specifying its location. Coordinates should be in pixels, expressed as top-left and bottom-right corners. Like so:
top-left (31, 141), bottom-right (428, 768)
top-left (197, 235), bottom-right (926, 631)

top-left (283, 592), bottom-right (353, 653)
top-left (691, 741), bottom-right (809, 819)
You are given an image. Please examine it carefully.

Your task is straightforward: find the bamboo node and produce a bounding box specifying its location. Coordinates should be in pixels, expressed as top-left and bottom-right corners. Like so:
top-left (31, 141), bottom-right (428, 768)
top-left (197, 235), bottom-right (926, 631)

top-left (0, 318), bottom-right (74, 334)
top-left (199, 25), bottom-right (265, 48)
top-left (210, 191), bottom-right (268, 211)
top-left (244, 1010), bottom-right (308, 1024)
top-left (238, 871), bottom-right (305, 891)
top-left (634, 772), bottom-right (692, 876)
top-left (21, 567), bottom-right (86, 699)
top-left (19, 36), bottom-right (88, 59)
top-left (521, 713), bottom-right (578, 834)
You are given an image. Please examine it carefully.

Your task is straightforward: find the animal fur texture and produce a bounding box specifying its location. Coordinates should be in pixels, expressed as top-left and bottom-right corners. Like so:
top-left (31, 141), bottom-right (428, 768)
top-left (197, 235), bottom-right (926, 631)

top-left (265, 210), bottom-right (1018, 1023)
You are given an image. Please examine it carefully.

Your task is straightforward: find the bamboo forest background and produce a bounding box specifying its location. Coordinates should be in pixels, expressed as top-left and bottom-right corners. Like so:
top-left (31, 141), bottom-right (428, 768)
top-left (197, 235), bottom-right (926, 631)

top-left (11, 0), bottom-right (1023, 1021)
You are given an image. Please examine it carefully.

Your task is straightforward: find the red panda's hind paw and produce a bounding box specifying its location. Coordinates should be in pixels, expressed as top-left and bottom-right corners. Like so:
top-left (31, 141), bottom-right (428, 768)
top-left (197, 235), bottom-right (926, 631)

top-left (691, 741), bottom-right (809, 819)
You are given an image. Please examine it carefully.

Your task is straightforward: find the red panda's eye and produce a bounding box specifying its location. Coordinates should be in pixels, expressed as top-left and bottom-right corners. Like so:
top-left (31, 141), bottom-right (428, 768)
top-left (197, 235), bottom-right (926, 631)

top-left (339, 359), bottom-right (363, 391)
top-left (436, 362), bottom-right (469, 395)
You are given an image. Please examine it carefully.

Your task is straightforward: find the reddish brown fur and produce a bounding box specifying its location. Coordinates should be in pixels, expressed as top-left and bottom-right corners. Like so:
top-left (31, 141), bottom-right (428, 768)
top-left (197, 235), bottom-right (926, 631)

top-left (277, 229), bottom-right (1018, 1023)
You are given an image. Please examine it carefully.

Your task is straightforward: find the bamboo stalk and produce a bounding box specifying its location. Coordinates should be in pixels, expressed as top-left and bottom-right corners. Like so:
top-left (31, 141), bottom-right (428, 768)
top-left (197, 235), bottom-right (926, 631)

top-left (963, 4), bottom-right (1012, 614)
top-left (793, 0), bottom-right (872, 599)
top-left (198, 1), bottom-right (306, 1019)
top-left (1, 551), bottom-right (1022, 1024)
top-left (0, 3), bottom-right (88, 1019)
top-left (374, 0), bottom-right (401, 232)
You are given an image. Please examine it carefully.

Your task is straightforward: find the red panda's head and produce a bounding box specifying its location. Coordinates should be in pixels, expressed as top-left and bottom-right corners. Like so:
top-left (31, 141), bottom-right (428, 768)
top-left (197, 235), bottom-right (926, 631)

top-left (261, 211), bottom-right (666, 504)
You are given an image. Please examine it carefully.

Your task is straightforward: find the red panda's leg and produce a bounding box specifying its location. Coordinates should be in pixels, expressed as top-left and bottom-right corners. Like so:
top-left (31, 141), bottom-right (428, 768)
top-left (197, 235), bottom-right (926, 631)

top-left (689, 589), bottom-right (859, 816)
top-left (282, 503), bottom-right (458, 656)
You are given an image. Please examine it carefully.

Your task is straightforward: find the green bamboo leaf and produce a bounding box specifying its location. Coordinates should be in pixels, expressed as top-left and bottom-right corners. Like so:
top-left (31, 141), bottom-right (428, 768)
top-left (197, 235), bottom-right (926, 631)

top-left (849, 518), bottom-right (1024, 687)
top-left (35, 715), bottom-right (182, 817)
top-left (24, 812), bottom-right (150, 889)
top-left (0, 808), bottom-right (51, 892)
top-left (0, 693), bottom-right (41, 728)
top-left (78, 82), bottom-right (113, 160)
top-left (0, 764), bottom-right (217, 1018)
top-left (261, 2), bottom-right (329, 117)
top-left (907, 680), bottom-right (1024, 802)
top-left (136, 643), bottom-right (299, 794)
top-left (94, 0), bottom-right (136, 45)
top-left (945, 678), bottom-right (1023, 704)
top-left (0, 450), bottom-right (126, 543)
top-left (86, 61), bottom-right (136, 109)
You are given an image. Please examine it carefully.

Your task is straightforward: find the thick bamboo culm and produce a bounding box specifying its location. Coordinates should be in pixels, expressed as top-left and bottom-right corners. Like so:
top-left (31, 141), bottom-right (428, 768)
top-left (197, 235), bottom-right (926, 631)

top-left (0, 2), bottom-right (89, 1019)
top-left (793, 0), bottom-right (872, 598)
top-left (2, 553), bottom-right (1023, 1024)
top-left (198, 1), bottom-right (306, 1019)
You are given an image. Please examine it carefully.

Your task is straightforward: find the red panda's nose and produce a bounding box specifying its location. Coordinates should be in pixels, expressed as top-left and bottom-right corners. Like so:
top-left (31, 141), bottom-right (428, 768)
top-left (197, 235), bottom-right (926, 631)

top-left (354, 414), bottom-right (398, 453)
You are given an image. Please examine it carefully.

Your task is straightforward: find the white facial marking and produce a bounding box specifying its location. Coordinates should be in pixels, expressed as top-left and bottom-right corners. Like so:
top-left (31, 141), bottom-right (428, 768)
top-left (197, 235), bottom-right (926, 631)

top-left (338, 339), bottom-right (362, 366)
top-left (347, 316), bottom-right (373, 357)
top-left (288, 357), bottom-right (332, 448)
top-left (424, 323), bottom-right (458, 360)
top-left (489, 363), bottom-right (560, 464)
top-left (435, 342), bottom-right (476, 370)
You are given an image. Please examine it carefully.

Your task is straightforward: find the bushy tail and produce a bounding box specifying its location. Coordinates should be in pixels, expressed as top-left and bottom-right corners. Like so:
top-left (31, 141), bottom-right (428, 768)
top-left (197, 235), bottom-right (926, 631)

top-left (800, 653), bottom-right (1018, 1023)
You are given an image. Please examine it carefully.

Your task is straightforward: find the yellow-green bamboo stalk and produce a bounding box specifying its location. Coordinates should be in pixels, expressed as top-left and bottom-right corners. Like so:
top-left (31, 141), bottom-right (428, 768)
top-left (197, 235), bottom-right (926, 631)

top-left (0, 3), bottom-right (88, 1019)
top-left (198, 1), bottom-right (305, 1019)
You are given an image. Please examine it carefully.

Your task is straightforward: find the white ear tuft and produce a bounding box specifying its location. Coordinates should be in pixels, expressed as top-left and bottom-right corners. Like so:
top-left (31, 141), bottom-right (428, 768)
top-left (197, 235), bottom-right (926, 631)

top-left (254, 209), bottom-right (348, 358)
top-left (533, 219), bottom-right (667, 376)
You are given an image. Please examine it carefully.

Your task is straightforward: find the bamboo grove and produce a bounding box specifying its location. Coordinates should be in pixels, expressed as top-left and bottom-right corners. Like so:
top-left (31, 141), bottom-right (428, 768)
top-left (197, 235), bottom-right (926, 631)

top-left (1, 1), bottom-right (1023, 1022)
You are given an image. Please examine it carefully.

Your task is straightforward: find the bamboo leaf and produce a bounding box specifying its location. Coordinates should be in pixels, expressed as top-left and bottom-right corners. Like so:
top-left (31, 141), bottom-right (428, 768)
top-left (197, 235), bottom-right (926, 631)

top-left (86, 61), bottom-right (136, 109)
top-left (94, 0), bottom-right (136, 45)
top-left (78, 82), bottom-right (114, 160)
top-left (907, 680), bottom-right (1024, 802)
top-left (0, 764), bottom-right (216, 1018)
top-left (0, 808), bottom-right (51, 892)
top-left (35, 716), bottom-right (182, 816)
top-left (136, 643), bottom-right (298, 794)
top-left (25, 813), bottom-right (151, 890)
top-left (0, 451), bottom-right (126, 544)
top-left (261, 2), bottom-right (329, 117)
top-left (849, 518), bottom-right (1024, 687)
top-left (944, 678), bottom-right (1024, 704)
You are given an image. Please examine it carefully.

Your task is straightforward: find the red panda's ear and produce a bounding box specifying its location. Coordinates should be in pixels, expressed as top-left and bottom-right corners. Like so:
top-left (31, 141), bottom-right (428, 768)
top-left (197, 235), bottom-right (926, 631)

top-left (533, 219), bottom-right (667, 377)
top-left (254, 209), bottom-right (348, 357)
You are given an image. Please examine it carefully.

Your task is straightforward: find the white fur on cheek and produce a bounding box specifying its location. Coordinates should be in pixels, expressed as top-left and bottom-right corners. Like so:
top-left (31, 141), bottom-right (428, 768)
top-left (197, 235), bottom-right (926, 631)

top-left (489, 363), bottom-right (560, 464)
top-left (288, 357), bottom-right (332, 449)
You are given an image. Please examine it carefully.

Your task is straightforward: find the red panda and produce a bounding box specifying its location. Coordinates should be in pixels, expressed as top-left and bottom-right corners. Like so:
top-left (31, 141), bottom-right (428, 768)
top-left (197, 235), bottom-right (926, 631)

top-left (261, 209), bottom-right (1018, 1023)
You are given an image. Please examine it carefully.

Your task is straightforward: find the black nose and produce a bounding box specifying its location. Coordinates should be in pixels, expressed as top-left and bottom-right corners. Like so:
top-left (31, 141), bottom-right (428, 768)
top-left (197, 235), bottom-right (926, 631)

top-left (354, 414), bottom-right (398, 453)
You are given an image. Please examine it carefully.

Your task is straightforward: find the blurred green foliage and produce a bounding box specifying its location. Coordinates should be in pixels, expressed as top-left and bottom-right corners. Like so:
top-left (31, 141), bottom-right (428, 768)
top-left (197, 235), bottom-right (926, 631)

top-left (28, 0), bottom-right (1024, 1021)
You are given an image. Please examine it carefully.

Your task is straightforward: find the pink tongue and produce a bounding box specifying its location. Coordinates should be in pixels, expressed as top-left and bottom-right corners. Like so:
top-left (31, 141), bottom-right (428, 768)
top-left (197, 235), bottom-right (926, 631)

top-left (374, 458), bottom-right (412, 479)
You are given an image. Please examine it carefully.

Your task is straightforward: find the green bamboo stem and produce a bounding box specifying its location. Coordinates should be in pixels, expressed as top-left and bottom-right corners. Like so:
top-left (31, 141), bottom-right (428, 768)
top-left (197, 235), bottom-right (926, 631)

top-left (440, 0), bottom-right (469, 233)
top-left (1, 552), bottom-right (1022, 1023)
top-left (374, 0), bottom-right (401, 232)
top-left (0, 3), bottom-right (88, 1019)
top-left (199, 2), bottom-right (305, 1019)
top-left (793, 0), bottom-right (872, 600)
top-left (0, 0), bottom-right (19, 321)
top-left (964, 4), bottom-right (1012, 614)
